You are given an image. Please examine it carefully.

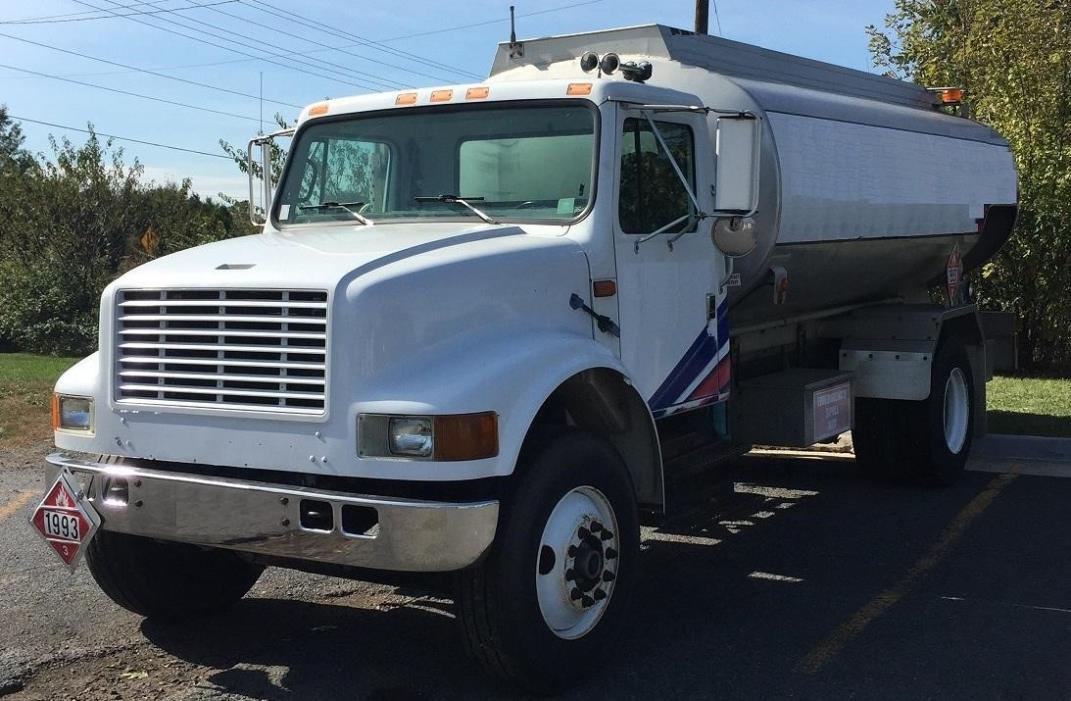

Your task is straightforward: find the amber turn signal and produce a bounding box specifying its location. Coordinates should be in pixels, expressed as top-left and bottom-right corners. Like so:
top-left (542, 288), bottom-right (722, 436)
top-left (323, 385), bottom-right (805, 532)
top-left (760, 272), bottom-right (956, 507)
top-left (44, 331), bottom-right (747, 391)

top-left (434, 412), bottom-right (499, 461)
top-left (50, 393), bottom-right (60, 431)
top-left (593, 280), bottom-right (617, 298)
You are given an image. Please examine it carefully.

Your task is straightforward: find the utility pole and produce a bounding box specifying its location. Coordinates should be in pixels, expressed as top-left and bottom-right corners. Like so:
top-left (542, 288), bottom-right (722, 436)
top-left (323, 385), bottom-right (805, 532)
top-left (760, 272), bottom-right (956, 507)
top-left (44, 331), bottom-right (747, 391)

top-left (695, 0), bottom-right (709, 34)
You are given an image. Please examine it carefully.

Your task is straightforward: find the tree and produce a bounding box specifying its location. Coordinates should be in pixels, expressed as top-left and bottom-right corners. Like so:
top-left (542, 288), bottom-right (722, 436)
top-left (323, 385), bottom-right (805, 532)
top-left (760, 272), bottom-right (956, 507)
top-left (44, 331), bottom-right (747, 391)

top-left (219, 113), bottom-right (292, 219)
top-left (0, 116), bottom-right (257, 355)
top-left (867, 0), bottom-right (1071, 373)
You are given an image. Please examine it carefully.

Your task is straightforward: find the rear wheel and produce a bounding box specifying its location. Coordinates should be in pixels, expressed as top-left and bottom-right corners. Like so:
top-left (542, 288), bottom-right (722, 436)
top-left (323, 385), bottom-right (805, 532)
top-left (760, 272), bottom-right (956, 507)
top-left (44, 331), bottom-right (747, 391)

top-left (852, 341), bottom-right (974, 485)
top-left (86, 530), bottom-right (264, 621)
top-left (457, 431), bottom-right (639, 693)
top-left (901, 342), bottom-right (975, 485)
top-left (852, 397), bottom-right (903, 478)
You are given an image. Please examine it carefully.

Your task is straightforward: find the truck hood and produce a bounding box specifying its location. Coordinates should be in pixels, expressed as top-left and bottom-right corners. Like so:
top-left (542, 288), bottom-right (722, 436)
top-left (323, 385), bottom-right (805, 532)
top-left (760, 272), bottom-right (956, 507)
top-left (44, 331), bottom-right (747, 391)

top-left (113, 222), bottom-right (530, 290)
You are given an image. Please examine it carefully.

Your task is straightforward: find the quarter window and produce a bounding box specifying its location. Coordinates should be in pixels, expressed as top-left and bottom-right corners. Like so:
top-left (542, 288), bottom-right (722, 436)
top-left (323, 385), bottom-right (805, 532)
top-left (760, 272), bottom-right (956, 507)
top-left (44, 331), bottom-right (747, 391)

top-left (618, 118), bottom-right (696, 234)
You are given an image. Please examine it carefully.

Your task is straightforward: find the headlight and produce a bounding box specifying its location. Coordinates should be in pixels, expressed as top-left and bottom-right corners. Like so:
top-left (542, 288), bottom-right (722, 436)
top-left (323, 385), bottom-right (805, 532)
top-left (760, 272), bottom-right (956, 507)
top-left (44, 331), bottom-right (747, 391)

top-left (358, 412), bottom-right (498, 461)
top-left (388, 416), bottom-right (433, 457)
top-left (51, 394), bottom-right (93, 432)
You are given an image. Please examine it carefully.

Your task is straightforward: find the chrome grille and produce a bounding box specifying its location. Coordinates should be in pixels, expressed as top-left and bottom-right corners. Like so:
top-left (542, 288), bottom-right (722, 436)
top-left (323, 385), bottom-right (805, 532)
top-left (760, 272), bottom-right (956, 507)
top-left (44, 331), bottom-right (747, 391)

top-left (114, 289), bottom-right (328, 415)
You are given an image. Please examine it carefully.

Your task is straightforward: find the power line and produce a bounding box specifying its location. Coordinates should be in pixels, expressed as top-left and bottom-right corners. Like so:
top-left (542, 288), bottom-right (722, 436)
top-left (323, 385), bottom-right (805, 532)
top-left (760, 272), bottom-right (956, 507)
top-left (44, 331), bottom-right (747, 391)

top-left (2, 0), bottom-right (600, 89)
top-left (712, 0), bottom-right (723, 35)
top-left (10, 115), bottom-right (231, 159)
top-left (72, 0), bottom-right (403, 92)
top-left (380, 0), bottom-right (605, 43)
top-left (204, 0), bottom-right (466, 84)
top-left (0, 62), bottom-right (260, 123)
top-left (0, 0), bottom-right (170, 24)
top-left (242, 0), bottom-right (480, 81)
top-left (0, 30), bottom-right (303, 109)
top-left (0, 0), bottom-right (238, 24)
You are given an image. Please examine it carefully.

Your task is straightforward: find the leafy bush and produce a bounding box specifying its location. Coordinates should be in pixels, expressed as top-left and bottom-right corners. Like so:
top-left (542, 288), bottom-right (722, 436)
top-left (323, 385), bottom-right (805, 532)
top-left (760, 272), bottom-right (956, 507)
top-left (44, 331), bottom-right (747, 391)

top-left (0, 106), bottom-right (255, 356)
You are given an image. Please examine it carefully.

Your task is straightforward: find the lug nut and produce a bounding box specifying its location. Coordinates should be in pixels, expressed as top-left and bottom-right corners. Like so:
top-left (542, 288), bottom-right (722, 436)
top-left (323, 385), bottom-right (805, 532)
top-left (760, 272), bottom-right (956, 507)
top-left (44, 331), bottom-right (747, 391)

top-left (570, 588), bottom-right (583, 601)
top-left (593, 589), bottom-right (607, 601)
top-left (578, 527), bottom-right (590, 540)
top-left (581, 595), bottom-right (595, 608)
top-left (567, 545), bottom-right (577, 557)
top-left (590, 522), bottom-right (602, 532)
top-left (600, 530), bottom-right (614, 541)
top-left (603, 570), bottom-right (616, 582)
top-left (605, 547), bottom-right (618, 560)
top-left (565, 568), bottom-right (575, 581)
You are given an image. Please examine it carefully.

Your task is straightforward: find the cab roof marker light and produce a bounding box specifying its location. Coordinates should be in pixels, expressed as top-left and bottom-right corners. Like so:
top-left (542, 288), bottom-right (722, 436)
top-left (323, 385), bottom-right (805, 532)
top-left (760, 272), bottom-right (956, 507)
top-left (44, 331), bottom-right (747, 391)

top-left (567, 83), bottom-right (593, 96)
top-left (395, 92), bottom-right (418, 106)
top-left (430, 89), bottom-right (454, 103)
top-left (308, 102), bottom-right (329, 116)
top-left (466, 86), bottom-right (490, 100)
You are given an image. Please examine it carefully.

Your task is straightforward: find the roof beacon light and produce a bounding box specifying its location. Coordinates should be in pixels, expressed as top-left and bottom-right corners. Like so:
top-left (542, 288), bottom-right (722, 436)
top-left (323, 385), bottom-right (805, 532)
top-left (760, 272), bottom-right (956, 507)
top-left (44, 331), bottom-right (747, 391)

top-left (580, 51), bottom-right (599, 72)
top-left (940, 87), bottom-right (964, 104)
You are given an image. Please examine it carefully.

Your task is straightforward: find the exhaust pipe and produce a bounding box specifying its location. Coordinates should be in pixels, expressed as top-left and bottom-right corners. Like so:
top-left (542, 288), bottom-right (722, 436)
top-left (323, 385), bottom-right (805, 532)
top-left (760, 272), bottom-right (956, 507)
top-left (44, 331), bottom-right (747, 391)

top-left (695, 0), bottom-right (709, 35)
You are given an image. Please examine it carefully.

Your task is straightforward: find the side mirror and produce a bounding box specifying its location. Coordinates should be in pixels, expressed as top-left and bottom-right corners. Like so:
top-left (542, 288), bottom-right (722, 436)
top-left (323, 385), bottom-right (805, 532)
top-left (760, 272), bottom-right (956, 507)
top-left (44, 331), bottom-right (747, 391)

top-left (712, 113), bottom-right (761, 215)
top-left (247, 137), bottom-right (273, 226)
top-left (246, 127), bottom-right (295, 226)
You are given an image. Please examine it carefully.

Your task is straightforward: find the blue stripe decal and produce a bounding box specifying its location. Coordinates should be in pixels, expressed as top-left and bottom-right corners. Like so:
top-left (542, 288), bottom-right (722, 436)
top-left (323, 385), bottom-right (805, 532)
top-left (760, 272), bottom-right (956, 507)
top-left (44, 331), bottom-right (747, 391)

top-left (648, 300), bottom-right (729, 411)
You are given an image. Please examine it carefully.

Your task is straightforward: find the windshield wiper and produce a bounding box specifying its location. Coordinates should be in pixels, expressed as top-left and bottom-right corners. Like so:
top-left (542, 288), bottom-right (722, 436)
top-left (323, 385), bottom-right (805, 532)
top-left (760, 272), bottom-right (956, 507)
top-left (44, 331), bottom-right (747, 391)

top-left (299, 201), bottom-right (372, 225)
top-left (413, 194), bottom-right (499, 225)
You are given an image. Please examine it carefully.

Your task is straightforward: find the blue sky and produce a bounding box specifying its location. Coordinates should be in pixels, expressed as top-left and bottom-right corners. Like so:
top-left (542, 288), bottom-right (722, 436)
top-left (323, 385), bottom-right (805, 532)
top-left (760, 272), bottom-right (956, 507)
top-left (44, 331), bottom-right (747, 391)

top-left (0, 0), bottom-right (896, 199)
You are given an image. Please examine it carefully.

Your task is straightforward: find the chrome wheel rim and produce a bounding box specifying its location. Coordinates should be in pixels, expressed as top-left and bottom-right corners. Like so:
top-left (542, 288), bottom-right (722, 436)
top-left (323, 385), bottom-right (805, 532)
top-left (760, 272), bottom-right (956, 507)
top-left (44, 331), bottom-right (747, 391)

top-left (943, 367), bottom-right (969, 454)
top-left (535, 486), bottom-right (619, 640)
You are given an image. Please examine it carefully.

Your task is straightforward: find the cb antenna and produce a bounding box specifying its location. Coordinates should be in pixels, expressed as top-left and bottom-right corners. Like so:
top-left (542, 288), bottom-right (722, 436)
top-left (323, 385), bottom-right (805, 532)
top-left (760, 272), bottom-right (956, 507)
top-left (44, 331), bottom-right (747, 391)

top-left (508, 5), bottom-right (524, 58)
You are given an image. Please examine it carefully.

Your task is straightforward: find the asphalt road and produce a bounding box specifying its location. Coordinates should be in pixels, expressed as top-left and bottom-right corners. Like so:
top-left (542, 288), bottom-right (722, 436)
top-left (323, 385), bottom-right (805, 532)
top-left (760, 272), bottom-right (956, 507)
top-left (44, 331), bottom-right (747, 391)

top-left (1, 442), bottom-right (1069, 700)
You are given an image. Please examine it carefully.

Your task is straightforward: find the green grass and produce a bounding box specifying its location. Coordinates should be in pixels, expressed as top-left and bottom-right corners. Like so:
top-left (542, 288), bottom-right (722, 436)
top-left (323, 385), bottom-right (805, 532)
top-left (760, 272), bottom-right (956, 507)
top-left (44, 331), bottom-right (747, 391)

top-left (0, 352), bottom-right (81, 448)
top-left (987, 375), bottom-right (1071, 438)
top-left (0, 353), bottom-right (82, 384)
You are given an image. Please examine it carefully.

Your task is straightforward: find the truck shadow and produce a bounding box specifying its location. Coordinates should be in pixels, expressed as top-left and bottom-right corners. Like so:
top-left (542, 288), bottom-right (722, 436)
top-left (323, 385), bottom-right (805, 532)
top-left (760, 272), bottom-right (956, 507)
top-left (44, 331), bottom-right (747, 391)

top-left (140, 455), bottom-right (998, 700)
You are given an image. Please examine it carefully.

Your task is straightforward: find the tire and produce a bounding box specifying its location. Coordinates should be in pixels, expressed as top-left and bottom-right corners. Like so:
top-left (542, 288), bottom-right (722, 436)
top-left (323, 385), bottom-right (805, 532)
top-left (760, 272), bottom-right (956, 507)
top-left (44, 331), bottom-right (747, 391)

top-left (852, 342), bottom-right (974, 486)
top-left (457, 431), bottom-right (640, 693)
top-left (86, 530), bottom-right (264, 621)
top-left (900, 341), bottom-right (975, 485)
top-left (852, 397), bottom-right (903, 478)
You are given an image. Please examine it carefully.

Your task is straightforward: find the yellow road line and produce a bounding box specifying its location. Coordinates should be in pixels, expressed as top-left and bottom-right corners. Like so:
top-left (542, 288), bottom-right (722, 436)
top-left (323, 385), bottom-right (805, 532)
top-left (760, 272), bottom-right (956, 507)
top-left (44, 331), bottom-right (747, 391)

top-left (797, 471), bottom-right (1018, 675)
top-left (0, 490), bottom-right (37, 522)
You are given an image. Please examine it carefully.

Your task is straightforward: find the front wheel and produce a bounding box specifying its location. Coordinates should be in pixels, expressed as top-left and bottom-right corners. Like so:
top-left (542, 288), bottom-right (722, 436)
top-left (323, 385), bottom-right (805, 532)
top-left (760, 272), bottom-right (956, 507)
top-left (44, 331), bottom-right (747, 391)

top-left (457, 431), bottom-right (639, 693)
top-left (86, 531), bottom-right (264, 621)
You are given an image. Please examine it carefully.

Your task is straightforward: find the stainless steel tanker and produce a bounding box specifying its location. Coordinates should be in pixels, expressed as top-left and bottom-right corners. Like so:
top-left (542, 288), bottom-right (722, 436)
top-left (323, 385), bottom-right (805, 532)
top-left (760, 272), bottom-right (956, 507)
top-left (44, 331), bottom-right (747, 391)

top-left (489, 25), bottom-right (1018, 327)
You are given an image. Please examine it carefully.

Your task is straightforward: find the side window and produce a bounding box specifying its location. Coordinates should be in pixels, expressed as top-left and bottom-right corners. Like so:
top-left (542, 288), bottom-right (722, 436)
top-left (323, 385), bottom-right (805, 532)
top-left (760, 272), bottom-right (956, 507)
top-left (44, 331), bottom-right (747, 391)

top-left (618, 118), bottom-right (695, 234)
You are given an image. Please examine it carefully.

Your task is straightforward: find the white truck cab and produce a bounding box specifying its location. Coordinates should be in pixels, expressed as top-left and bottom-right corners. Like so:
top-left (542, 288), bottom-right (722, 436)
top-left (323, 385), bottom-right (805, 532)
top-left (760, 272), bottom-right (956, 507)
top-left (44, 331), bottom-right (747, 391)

top-left (42, 25), bottom-right (1016, 692)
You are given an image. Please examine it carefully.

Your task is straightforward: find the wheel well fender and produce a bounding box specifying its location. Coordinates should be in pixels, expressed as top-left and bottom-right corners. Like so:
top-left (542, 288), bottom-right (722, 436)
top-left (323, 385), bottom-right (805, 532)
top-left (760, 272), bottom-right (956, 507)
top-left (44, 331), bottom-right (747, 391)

top-left (519, 368), bottom-right (664, 512)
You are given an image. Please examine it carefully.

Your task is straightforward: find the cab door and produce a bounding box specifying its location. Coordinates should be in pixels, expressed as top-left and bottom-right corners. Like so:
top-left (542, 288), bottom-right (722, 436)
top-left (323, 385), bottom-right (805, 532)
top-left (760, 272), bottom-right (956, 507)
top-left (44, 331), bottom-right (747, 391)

top-left (611, 106), bottom-right (729, 419)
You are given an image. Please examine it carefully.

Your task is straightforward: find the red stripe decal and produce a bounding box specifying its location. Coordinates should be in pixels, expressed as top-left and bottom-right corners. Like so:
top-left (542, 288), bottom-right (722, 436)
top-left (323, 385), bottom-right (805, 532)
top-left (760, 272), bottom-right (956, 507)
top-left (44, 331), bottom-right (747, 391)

top-left (687, 356), bottom-right (731, 401)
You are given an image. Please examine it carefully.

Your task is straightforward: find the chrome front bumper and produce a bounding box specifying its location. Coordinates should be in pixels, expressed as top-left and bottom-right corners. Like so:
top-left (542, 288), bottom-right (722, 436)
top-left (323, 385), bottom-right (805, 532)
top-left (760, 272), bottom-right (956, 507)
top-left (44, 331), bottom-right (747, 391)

top-left (45, 453), bottom-right (499, 572)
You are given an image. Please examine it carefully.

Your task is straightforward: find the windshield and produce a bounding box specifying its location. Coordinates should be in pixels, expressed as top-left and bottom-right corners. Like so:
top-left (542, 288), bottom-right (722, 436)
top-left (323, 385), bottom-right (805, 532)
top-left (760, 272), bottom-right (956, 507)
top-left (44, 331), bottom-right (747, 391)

top-left (273, 102), bottom-right (597, 226)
